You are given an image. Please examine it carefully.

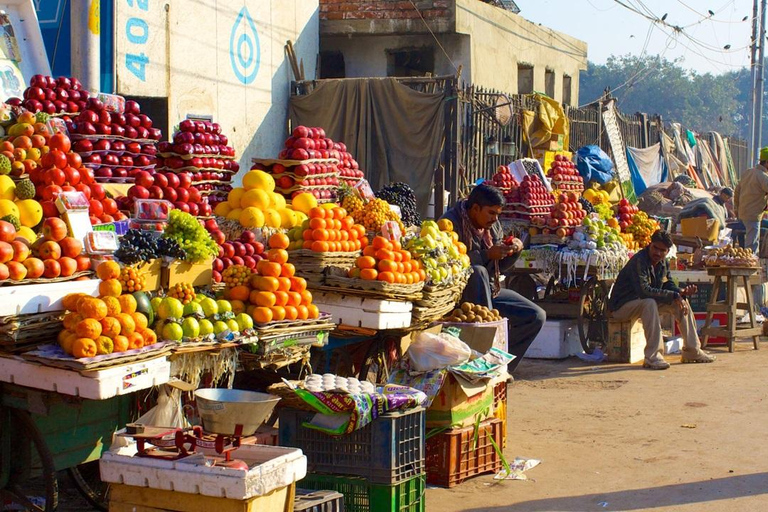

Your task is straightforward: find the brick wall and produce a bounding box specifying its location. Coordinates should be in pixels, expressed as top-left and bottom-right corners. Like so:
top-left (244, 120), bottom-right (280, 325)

top-left (319, 0), bottom-right (452, 21)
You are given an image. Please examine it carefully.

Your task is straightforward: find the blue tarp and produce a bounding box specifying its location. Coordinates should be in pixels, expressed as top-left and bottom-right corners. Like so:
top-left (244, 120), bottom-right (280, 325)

top-left (575, 145), bottom-right (615, 185)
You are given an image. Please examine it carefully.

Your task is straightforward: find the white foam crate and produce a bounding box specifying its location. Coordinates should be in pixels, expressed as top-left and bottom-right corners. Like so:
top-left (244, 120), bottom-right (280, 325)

top-left (527, 319), bottom-right (582, 359)
top-left (314, 292), bottom-right (412, 330)
top-left (0, 279), bottom-right (99, 316)
top-left (0, 355), bottom-right (171, 399)
top-left (100, 442), bottom-right (307, 500)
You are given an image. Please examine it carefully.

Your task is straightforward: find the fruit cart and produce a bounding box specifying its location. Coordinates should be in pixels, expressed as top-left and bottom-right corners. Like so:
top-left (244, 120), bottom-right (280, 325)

top-left (0, 382), bottom-right (138, 512)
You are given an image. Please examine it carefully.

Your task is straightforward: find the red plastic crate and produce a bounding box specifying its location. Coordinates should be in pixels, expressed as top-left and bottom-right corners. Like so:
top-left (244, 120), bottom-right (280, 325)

top-left (425, 418), bottom-right (503, 488)
top-left (675, 312), bottom-right (727, 345)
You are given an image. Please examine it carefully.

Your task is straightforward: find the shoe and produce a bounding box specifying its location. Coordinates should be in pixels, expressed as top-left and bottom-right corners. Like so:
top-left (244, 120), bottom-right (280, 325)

top-left (681, 352), bottom-right (716, 364)
top-left (643, 359), bottom-right (670, 370)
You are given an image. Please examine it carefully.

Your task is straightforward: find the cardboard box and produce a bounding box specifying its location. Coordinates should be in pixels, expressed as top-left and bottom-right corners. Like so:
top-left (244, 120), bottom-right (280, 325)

top-left (605, 318), bottom-right (646, 363)
top-left (680, 217), bottom-right (719, 241)
top-left (163, 257), bottom-right (214, 288)
top-left (532, 149), bottom-right (572, 172)
top-left (426, 374), bottom-right (494, 428)
top-left (546, 133), bottom-right (565, 151)
top-left (138, 259), bottom-right (162, 292)
top-left (440, 320), bottom-right (507, 352)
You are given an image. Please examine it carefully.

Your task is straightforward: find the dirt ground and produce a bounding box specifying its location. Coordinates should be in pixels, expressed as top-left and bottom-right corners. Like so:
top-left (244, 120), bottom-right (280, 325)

top-left (427, 342), bottom-right (768, 512)
top-left (21, 341), bottom-right (768, 512)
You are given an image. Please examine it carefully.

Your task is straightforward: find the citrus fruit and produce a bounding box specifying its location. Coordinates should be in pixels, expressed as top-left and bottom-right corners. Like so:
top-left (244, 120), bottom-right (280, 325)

top-left (118, 294), bottom-right (138, 314)
top-left (183, 301), bottom-right (204, 317)
top-left (216, 300), bottom-right (232, 314)
top-left (96, 261), bottom-right (121, 280)
top-left (242, 170), bottom-right (275, 192)
top-left (240, 188), bottom-right (271, 210)
top-left (158, 297), bottom-right (184, 319)
top-left (213, 320), bottom-right (229, 335)
top-left (227, 188), bottom-right (246, 208)
top-left (239, 207), bottom-right (265, 228)
top-left (235, 313), bottom-right (253, 330)
top-left (181, 317), bottom-right (200, 338)
top-left (15, 199), bottom-right (42, 227)
top-left (200, 297), bottom-right (218, 317)
top-left (198, 318), bottom-right (214, 336)
top-left (162, 322), bottom-right (183, 341)
top-left (291, 193), bottom-right (317, 215)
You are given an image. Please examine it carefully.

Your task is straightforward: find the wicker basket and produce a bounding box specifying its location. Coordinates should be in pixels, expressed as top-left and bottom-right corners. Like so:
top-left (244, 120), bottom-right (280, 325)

top-left (324, 267), bottom-right (424, 300)
top-left (0, 311), bottom-right (65, 354)
top-left (288, 249), bottom-right (360, 285)
top-left (266, 381), bottom-right (316, 411)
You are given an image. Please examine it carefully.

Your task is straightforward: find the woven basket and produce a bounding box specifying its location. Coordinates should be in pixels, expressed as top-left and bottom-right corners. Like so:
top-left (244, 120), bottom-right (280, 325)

top-left (0, 312), bottom-right (65, 353)
top-left (266, 381), bottom-right (316, 411)
top-left (289, 250), bottom-right (360, 285)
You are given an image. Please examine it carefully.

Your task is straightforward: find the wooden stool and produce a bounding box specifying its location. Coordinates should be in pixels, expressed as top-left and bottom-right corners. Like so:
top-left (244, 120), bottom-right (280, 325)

top-left (701, 267), bottom-right (762, 352)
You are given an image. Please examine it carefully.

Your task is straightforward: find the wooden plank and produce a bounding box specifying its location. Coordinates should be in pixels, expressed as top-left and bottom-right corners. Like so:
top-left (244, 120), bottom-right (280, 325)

top-left (109, 483), bottom-right (294, 512)
top-left (702, 326), bottom-right (763, 337)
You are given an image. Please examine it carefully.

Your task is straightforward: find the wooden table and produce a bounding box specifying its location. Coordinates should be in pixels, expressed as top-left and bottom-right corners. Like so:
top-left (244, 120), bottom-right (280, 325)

top-left (701, 266), bottom-right (762, 352)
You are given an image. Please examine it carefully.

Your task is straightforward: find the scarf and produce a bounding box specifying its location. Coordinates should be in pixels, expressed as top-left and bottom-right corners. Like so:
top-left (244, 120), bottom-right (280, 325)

top-left (458, 200), bottom-right (501, 298)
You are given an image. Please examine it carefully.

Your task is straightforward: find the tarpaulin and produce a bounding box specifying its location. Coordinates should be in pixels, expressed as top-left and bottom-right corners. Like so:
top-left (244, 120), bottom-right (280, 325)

top-left (289, 78), bottom-right (445, 217)
top-left (626, 143), bottom-right (668, 195)
top-left (521, 93), bottom-right (569, 151)
top-left (575, 145), bottom-right (615, 184)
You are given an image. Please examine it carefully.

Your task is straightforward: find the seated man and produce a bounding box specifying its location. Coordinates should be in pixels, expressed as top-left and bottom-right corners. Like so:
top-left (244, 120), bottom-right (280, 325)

top-left (441, 184), bottom-right (546, 372)
top-left (608, 230), bottom-right (715, 370)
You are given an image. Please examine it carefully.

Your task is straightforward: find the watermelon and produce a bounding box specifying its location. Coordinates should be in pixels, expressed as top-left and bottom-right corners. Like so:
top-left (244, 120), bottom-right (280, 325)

top-left (133, 291), bottom-right (154, 325)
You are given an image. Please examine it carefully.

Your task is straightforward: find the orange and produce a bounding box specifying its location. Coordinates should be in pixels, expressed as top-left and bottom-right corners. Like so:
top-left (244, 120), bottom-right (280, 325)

top-left (127, 332), bottom-right (144, 349)
top-left (418, 269), bottom-right (426, 281)
top-left (392, 251), bottom-right (402, 263)
top-left (75, 318), bottom-right (102, 339)
top-left (284, 306), bottom-right (298, 321)
top-left (332, 219), bottom-right (342, 230)
top-left (268, 232), bottom-right (290, 250)
top-left (274, 291), bottom-right (289, 307)
top-left (287, 291), bottom-right (302, 307)
top-left (397, 262), bottom-right (405, 273)
top-left (395, 272), bottom-right (406, 284)
top-left (62, 293), bottom-right (88, 311)
top-left (342, 216), bottom-right (355, 230)
top-left (327, 230), bottom-right (337, 242)
top-left (132, 312), bottom-right (149, 331)
top-left (348, 267), bottom-right (362, 278)
top-left (99, 278), bottom-right (122, 297)
top-left (296, 305), bottom-right (309, 320)
top-left (303, 229), bottom-right (314, 241)
top-left (332, 207), bottom-right (347, 219)
top-left (63, 312), bottom-right (84, 331)
top-left (302, 240), bottom-right (314, 250)
top-left (378, 260), bottom-right (397, 273)
top-left (357, 256), bottom-right (376, 269)
top-left (140, 328), bottom-right (157, 347)
top-left (257, 260), bottom-right (281, 278)
top-left (400, 250), bottom-right (411, 262)
top-left (228, 285), bottom-right (251, 302)
top-left (102, 296), bottom-right (121, 316)
top-left (309, 207), bottom-right (326, 219)
top-left (253, 307), bottom-right (273, 324)
top-left (404, 272), bottom-right (414, 284)
top-left (77, 297), bottom-right (108, 320)
top-left (267, 249), bottom-right (288, 264)
top-left (113, 335), bottom-right (129, 352)
top-left (118, 294), bottom-right (137, 314)
top-left (412, 271), bottom-right (423, 283)
top-left (253, 291), bottom-right (277, 307)
top-left (354, 239), bottom-right (362, 251)
top-left (363, 246), bottom-right (377, 257)
top-left (253, 275), bottom-right (279, 292)
top-left (375, 249), bottom-right (394, 261)
top-left (307, 304), bottom-right (320, 319)
top-left (312, 229), bottom-right (329, 241)
top-left (277, 277), bottom-right (291, 292)
top-left (340, 230), bottom-right (349, 241)
top-left (377, 271), bottom-right (395, 283)
top-left (300, 289), bottom-right (313, 305)
top-left (230, 300), bottom-right (246, 314)
top-left (392, 240), bottom-right (402, 251)
top-left (100, 316), bottom-right (121, 338)
top-left (280, 263), bottom-right (296, 278)
top-left (372, 236), bottom-right (392, 251)
top-left (116, 313), bottom-right (136, 335)
top-left (72, 337), bottom-right (97, 358)
top-left (290, 277), bottom-right (307, 293)
top-left (328, 241), bottom-right (339, 252)
top-left (456, 242), bottom-right (467, 255)
top-left (360, 268), bottom-right (378, 280)
top-left (270, 306), bottom-right (286, 321)
top-left (96, 260), bottom-right (121, 280)
top-left (347, 227), bottom-right (359, 240)
top-left (95, 336), bottom-right (114, 355)
top-left (411, 260), bottom-right (422, 270)
top-left (309, 217), bottom-right (326, 230)
top-left (311, 241), bottom-right (329, 252)
top-left (340, 241), bottom-right (351, 252)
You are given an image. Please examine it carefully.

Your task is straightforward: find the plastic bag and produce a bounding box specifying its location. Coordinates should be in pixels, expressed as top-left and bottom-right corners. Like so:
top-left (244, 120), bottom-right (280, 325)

top-left (575, 145), bottom-right (615, 185)
top-left (407, 331), bottom-right (472, 372)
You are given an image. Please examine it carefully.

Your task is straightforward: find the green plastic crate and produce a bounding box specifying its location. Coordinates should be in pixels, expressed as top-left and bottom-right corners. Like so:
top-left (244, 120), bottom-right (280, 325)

top-left (299, 473), bottom-right (425, 512)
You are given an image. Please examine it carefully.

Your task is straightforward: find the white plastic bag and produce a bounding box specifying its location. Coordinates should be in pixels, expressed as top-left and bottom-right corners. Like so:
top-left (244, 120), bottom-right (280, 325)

top-left (408, 331), bottom-right (472, 372)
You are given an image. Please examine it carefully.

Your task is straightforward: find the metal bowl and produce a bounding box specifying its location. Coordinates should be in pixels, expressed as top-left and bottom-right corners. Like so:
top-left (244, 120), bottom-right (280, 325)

top-left (194, 388), bottom-right (281, 436)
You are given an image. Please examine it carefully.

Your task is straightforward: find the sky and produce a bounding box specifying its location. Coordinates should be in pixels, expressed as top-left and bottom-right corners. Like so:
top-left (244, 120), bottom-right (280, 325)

top-left (517, 0), bottom-right (755, 75)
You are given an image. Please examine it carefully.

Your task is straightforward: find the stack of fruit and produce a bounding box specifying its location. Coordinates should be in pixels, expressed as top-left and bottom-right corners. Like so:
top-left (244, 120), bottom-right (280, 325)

top-left (222, 233), bottom-right (320, 325)
top-left (13, 75), bottom-right (88, 115)
top-left (114, 228), bottom-right (186, 265)
top-left (255, 159), bottom-right (340, 203)
top-left (290, 205), bottom-right (366, 253)
top-left (405, 219), bottom-right (470, 285)
top-left (704, 244), bottom-right (759, 267)
top-left (349, 235), bottom-right (425, 285)
top-left (536, 191), bottom-right (586, 237)
top-left (0, 217), bottom-right (90, 281)
top-left (615, 198), bottom-right (640, 230)
top-left (340, 193), bottom-right (405, 235)
top-left (212, 169), bottom-right (304, 230)
top-left (582, 185), bottom-right (611, 205)
top-left (624, 211), bottom-right (659, 248)
top-left (152, 293), bottom-right (249, 343)
top-left (548, 155), bottom-right (583, 192)
top-left (211, 230), bottom-right (266, 283)
top-left (489, 165), bottom-right (517, 191)
top-left (375, 182), bottom-right (420, 227)
top-left (501, 174), bottom-right (554, 223)
top-left (280, 126), bottom-right (364, 186)
top-left (163, 209), bottom-right (219, 263)
top-left (442, 303), bottom-right (502, 323)
top-left (123, 169), bottom-right (210, 217)
top-left (156, 118), bottom-right (238, 210)
top-left (569, 216), bottom-right (624, 252)
top-left (57, 261), bottom-right (155, 359)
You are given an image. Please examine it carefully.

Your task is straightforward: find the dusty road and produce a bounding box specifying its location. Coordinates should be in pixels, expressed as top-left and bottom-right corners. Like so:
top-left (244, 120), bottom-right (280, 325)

top-left (428, 342), bottom-right (768, 511)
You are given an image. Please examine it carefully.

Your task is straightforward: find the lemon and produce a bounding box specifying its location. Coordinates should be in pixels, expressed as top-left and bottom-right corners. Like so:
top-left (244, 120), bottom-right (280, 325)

top-left (213, 321), bottom-right (230, 335)
top-left (269, 192), bottom-right (286, 210)
top-left (181, 317), bottom-right (200, 338)
top-left (279, 208), bottom-right (297, 229)
top-left (198, 318), bottom-right (214, 336)
top-left (235, 313), bottom-right (254, 330)
top-left (226, 318), bottom-right (240, 332)
top-left (242, 170), bottom-right (275, 192)
top-left (216, 300), bottom-right (232, 314)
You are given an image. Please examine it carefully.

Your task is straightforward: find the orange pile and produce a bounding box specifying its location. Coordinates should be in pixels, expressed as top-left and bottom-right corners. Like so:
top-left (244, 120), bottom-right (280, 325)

top-left (349, 235), bottom-right (426, 284)
top-left (227, 232), bottom-right (320, 324)
top-left (302, 206), bottom-right (367, 253)
top-left (57, 261), bottom-right (155, 358)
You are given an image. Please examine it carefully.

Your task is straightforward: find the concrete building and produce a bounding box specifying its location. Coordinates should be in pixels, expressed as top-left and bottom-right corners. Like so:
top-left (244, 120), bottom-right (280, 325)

top-left (319, 0), bottom-right (587, 105)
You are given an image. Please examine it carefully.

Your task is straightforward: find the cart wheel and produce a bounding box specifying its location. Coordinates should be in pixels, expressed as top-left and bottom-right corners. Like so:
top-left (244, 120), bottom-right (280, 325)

top-left (68, 461), bottom-right (109, 511)
top-left (543, 277), bottom-right (558, 299)
top-left (507, 274), bottom-right (537, 301)
top-left (578, 279), bottom-right (611, 354)
top-left (5, 408), bottom-right (58, 512)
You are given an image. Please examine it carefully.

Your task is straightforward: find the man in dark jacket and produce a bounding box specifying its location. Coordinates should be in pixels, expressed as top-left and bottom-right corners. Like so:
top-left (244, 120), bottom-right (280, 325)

top-left (609, 230), bottom-right (715, 370)
top-left (441, 184), bottom-right (545, 372)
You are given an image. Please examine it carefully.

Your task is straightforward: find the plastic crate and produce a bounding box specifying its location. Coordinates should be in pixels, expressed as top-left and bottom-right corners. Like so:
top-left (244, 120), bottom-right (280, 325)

top-left (298, 473), bottom-right (424, 512)
top-left (492, 380), bottom-right (508, 450)
top-left (279, 407), bottom-right (424, 485)
top-left (425, 418), bottom-right (504, 488)
top-left (295, 489), bottom-right (345, 512)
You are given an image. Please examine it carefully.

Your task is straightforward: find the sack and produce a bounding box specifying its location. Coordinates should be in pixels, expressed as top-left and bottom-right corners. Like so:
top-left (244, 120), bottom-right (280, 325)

top-left (408, 331), bottom-right (471, 372)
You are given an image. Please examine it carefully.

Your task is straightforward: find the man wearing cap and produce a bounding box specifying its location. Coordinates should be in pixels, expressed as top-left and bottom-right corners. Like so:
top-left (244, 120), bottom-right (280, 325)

top-left (714, 187), bottom-right (735, 219)
top-left (734, 149), bottom-right (768, 255)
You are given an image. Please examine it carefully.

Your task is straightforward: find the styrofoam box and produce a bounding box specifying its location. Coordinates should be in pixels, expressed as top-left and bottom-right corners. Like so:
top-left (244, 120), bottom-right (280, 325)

top-left (527, 319), bottom-right (582, 359)
top-left (0, 279), bottom-right (99, 316)
top-left (314, 292), bottom-right (412, 330)
top-left (100, 442), bottom-right (307, 500)
top-left (0, 355), bottom-right (171, 399)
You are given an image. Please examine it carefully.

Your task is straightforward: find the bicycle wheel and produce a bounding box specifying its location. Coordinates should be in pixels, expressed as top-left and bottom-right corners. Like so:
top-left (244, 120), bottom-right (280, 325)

top-left (578, 279), bottom-right (611, 354)
top-left (68, 461), bottom-right (109, 511)
top-left (5, 408), bottom-right (58, 512)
